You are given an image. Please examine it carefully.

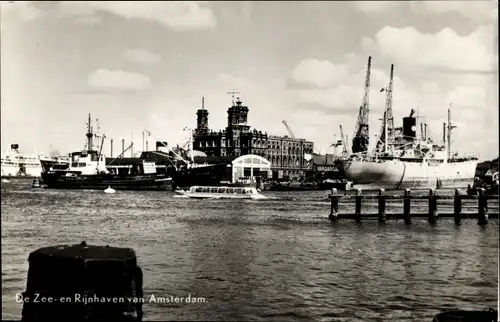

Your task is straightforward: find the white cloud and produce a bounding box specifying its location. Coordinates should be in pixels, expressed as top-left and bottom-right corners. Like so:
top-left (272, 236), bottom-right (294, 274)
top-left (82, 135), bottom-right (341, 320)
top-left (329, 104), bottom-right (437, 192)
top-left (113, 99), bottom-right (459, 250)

top-left (409, 1), bottom-right (498, 23)
top-left (87, 69), bottom-right (151, 91)
top-left (123, 49), bottom-right (161, 65)
top-left (291, 59), bottom-right (350, 88)
top-left (0, 1), bottom-right (42, 21)
top-left (365, 26), bottom-right (496, 73)
top-left (352, 1), bottom-right (497, 23)
top-left (73, 1), bottom-right (217, 31)
top-left (351, 1), bottom-right (400, 14)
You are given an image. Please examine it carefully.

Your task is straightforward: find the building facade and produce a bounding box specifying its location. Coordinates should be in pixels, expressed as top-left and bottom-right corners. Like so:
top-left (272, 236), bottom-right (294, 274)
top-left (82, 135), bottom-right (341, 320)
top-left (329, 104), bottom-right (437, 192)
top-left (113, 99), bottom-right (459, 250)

top-left (193, 97), bottom-right (314, 177)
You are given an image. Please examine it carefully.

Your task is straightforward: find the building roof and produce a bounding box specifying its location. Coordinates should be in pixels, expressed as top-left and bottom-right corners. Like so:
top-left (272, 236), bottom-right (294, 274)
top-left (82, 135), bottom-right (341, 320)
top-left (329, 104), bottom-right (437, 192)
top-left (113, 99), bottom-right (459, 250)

top-left (193, 155), bottom-right (236, 164)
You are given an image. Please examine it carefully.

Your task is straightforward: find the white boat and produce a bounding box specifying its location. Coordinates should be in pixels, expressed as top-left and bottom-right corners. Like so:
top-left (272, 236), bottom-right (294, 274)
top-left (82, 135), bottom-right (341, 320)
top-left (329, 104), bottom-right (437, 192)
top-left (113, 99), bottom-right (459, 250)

top-left (1, 144), bottom-right (45, 177)
top-left (175, 185), bottom-right (268, 199)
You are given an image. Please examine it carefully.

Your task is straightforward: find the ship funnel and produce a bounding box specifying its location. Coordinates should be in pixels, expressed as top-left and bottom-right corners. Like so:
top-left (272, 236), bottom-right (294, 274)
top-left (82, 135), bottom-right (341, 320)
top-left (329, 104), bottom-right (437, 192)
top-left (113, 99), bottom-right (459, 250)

top-left (121, 139), bottom-right (125, 157)
top-left (110, 139), bottom-right (113, 158)
top-left (402, 113), bottom-right (417, 141)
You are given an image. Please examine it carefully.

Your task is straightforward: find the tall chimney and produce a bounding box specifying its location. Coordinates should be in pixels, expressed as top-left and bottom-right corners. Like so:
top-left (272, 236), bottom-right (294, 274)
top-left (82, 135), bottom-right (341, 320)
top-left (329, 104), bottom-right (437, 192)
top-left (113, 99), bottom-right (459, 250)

top-left (121, 139), bottom-right (125, 158)
top-left (424, 123), bottom-right (428, 141)
top-left (146, 140), bottom-right (148, 151)
top-left (420, 123), bottom-right (424, 140)
top-left (202, 96), bottom-right (205, 110)
top-left (110, 139), bottom-right (113, 158)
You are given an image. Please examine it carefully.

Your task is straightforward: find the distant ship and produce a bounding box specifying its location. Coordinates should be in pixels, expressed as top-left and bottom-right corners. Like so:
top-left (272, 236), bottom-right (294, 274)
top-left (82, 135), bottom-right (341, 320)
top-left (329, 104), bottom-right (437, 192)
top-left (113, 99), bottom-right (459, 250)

top-left (1, 144), bottom-right (48, 178)
top-left (42, 114), bottom-right (172, 191)
top-left (341, 107), bottom-right (479, 190)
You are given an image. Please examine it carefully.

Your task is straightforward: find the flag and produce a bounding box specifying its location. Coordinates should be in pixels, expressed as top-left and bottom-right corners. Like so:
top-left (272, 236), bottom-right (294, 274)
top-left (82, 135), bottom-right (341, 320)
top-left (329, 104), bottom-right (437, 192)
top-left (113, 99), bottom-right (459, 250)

top-left (380, 88), bottom-right (385, 92)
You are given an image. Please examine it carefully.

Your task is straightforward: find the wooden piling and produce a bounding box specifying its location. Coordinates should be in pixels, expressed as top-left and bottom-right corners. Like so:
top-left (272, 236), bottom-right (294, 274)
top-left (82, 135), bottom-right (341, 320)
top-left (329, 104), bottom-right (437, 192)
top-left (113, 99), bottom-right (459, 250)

top-left (403, 189), bottom-right (411, 224)
top-left (477, 188), bottom-right (488, 225)
top-left (329, 188), bottom-right (339, 221)
top-left (355, 189), bottom-right (362, 222)
top-left (428, 189), bottom-right (438, 224)
top-left (21, 241), bottom-right (143, 322)
top-left (378, 188), bottom-right (386, 222)
top-left (454, 189), bottom-right (462, 225)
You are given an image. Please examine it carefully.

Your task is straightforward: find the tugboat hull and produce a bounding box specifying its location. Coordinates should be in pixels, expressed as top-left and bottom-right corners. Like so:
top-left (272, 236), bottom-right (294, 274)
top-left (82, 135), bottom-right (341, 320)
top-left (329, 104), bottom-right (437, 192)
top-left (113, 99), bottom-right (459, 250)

top-left (42, 173), bottom-right (172, 191)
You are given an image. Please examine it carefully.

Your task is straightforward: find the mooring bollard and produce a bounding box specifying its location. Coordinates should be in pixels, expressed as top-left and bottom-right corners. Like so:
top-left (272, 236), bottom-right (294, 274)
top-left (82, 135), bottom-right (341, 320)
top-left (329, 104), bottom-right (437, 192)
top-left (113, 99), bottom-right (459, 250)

top-left (378, 188), bottom-right (386, 222)
top-left (428, 189), bottom-right (438, 224)
top-left (329, 188), bottom-right (339, 221)
top-left (403, 189), bottom-right (411, 224)
top-left (355, 189), bottom-right (362, 222)
top-left (454, 189), bottom-right (462, 225)
top-left (21, 241), bottom-right (143, 322)
top-left (477, 188), bottom-right (488, 225)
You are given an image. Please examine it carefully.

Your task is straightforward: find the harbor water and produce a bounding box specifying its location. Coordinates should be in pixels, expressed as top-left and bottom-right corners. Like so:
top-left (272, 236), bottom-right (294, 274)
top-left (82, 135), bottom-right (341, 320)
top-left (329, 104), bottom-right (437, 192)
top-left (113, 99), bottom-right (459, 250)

top-left (2, 180), bottom-right (498, 321)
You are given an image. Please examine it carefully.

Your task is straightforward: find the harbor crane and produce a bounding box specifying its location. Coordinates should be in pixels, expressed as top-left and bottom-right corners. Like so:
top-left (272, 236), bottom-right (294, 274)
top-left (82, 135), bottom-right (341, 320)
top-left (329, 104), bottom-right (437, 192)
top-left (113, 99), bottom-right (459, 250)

top-left (376, 64), bottom-right (395, 153)
top-left (282, 120), bottom-right (296, 138)
top-left (352, 56), bottom-right (372, 154)
top-left (339, 124), bottom-right (348, 155)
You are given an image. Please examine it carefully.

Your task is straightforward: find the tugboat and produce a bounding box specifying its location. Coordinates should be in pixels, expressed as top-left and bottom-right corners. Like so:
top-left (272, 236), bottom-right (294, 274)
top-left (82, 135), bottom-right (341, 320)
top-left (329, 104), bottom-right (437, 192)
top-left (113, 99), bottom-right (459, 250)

top-left (42, 114), bottom-right (172, 191)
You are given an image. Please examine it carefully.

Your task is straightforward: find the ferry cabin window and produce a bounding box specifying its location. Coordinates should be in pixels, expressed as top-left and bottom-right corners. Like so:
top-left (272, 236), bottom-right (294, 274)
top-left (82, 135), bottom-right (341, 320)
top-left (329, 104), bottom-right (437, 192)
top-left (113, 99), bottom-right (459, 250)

top-left (219, 188), bottom-right (227, 193)
top-left (235, 188), bottom-right (243, 194)
top-left (195, 187), bottom-right (202, 193)
top-left (202, 187), bottom-right (210, 193)
top-left (228, 188), bottom-right (235, 193)
top-left (210, 188), bottom-right (217, 193)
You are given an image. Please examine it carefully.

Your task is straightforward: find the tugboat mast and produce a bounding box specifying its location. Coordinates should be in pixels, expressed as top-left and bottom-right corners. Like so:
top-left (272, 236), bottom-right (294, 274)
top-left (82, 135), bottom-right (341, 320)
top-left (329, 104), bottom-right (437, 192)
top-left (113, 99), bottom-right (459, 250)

top-left (86, 113), bottom-right (94, 151)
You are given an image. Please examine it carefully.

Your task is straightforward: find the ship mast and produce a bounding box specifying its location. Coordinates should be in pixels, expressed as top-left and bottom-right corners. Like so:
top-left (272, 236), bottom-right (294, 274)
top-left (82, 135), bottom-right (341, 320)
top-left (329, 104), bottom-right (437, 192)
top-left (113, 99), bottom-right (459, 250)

top-left (447, 103), bottom-right (456, 159)
top-left (86, 113), bottom-right (93, 151)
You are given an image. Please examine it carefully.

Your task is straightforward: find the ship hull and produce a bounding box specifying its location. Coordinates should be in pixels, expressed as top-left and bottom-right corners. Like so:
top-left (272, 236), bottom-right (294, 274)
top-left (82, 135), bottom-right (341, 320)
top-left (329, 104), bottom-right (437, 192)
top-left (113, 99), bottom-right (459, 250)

top-left (342, 159), bottom-right (479, 190)
top-left (1, 164), bottom-right (42, 178)
top-left (42, 172), bottom-right (173, 191)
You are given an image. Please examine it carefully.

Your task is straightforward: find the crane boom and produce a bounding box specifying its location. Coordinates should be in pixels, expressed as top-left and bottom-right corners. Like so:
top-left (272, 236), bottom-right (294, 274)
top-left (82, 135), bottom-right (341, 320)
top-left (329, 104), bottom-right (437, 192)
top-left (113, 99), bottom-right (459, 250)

top-left (376, 64), bottom-right (395, 153)
top-left (339, 125), bottom-right (347, 155)
top-left (282, 120), bottom-right (296, 139)
top-left (352, 56), bottom-right (372, 154)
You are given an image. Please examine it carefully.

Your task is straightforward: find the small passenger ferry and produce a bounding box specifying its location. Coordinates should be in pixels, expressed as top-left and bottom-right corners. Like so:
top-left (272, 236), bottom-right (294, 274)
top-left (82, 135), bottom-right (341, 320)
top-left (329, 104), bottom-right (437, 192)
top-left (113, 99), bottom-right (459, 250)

top-left (175, 185), bottom-right (268, 199)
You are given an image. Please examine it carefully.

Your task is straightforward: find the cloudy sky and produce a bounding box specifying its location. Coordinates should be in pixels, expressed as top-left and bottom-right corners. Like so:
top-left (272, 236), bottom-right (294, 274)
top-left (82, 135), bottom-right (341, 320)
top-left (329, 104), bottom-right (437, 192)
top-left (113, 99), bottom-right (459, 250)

top-left (1, 1), bottom-right (498, 159)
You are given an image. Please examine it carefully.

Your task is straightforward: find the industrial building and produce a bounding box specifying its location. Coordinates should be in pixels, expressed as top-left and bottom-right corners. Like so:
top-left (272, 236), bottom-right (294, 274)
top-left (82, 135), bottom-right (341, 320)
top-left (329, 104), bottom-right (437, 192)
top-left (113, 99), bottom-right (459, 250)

top-left (192, 96), bottom-right (314, 178)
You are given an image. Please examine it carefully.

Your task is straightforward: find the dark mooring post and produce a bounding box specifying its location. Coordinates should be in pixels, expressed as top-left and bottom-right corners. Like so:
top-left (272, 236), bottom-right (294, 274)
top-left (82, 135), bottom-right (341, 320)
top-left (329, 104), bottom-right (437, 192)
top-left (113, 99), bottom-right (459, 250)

top-left (454, 189), bottom-right (462, 225)
top-left (477, 188), bottom-right (488, 225)
top-left (428, 189), bottom-right (438, 224)
top-left (403, 189), bottom-right (411, 224)
top-left (355, 189), bottom-right (362, 222)
top-left (329, 188), bottom-right (339, 221)
top-left (378, 188), bottom-right (386, 222)
top-left (21, 241), bottom-right (143, 322)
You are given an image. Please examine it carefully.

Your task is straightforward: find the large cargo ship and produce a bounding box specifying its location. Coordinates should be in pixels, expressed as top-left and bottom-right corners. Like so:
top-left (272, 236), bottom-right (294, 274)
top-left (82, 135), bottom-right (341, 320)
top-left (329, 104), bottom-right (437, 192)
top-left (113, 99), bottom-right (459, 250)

top-left (42, 114), bottom-right (172, 191)
top-left (341, 107), bottom-right (478, 190)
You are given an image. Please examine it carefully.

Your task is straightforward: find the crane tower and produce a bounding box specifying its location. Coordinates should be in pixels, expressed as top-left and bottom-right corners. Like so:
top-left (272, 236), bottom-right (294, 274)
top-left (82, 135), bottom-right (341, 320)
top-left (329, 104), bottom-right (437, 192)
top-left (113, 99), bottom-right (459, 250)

top-left (352, 56), bottom-right (372, 154)
top-left (376, 64), bottom-right (395, 153)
